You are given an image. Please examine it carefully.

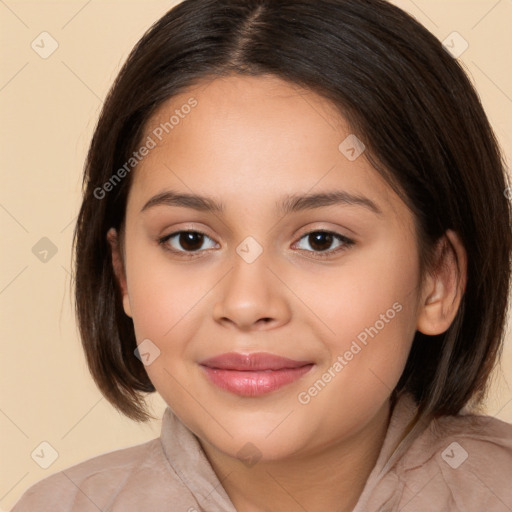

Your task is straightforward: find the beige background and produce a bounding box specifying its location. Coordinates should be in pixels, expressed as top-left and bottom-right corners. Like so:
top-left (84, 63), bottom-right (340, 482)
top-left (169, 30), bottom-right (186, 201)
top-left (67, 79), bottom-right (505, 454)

top-left (1, 0), bottom-right (511, 509)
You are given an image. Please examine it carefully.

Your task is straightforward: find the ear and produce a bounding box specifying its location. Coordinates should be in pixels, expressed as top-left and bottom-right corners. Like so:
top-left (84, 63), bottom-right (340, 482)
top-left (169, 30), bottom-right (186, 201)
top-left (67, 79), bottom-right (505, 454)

top-left (107, 227), bottom-right (132, 318)
top-left (416, 229), bottom-right (467, 335)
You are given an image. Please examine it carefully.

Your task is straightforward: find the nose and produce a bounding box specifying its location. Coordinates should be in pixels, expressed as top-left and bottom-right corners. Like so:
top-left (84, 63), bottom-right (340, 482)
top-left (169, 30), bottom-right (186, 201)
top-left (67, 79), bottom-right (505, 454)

top-left (212, 249), bottom-right (291, 331)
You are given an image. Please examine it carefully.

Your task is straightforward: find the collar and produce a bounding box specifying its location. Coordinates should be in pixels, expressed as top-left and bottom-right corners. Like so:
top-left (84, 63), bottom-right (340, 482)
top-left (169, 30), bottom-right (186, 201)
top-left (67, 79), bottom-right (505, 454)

top-left (160, 393), bottom-right (421, 512)
top-left (160, 407), bottom-right (237, 511)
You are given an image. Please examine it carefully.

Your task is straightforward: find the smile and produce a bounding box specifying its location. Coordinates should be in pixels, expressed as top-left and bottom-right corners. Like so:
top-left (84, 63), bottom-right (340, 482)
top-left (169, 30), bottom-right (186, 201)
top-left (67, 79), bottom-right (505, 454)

top-left (198, 352), bottom-right (314, 397)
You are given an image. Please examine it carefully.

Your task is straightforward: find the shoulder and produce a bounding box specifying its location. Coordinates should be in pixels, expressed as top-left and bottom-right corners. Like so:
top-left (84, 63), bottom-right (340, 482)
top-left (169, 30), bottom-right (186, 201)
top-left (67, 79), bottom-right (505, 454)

top-left (395, 411), bottom-right (512, 511)
top-left (10, 438), bottom-right (164, 512)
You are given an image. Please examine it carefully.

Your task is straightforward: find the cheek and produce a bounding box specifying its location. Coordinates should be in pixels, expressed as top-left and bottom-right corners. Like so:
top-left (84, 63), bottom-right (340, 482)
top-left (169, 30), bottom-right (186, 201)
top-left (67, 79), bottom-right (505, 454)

top-left (294, 242), bottom-right (419, 349)
top-left (294, 262), bottom-right (417, 437)
top-left (124, 246), bottom-right (205, 345)
top-left (125, 255), bottom-right (210, 393)
top-left (303, 242), bottom-right (419, 396)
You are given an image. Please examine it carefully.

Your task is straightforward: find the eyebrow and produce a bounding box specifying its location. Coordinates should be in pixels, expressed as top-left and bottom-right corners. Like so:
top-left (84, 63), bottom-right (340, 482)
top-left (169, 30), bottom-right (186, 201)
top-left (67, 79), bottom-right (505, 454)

top-left (140, 189), bottom-right (383, 216)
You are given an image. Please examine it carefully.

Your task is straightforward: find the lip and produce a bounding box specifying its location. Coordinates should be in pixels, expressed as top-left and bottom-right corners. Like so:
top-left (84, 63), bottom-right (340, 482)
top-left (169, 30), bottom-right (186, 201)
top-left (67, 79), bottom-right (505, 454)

top-left (199, 352), bottom-right (314, 396)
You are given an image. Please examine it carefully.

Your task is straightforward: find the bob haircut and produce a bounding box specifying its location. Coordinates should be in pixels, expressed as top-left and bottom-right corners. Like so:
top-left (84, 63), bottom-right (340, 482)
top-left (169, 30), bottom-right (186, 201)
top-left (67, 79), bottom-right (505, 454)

top-left (73, 0), bottom-right (512, 425)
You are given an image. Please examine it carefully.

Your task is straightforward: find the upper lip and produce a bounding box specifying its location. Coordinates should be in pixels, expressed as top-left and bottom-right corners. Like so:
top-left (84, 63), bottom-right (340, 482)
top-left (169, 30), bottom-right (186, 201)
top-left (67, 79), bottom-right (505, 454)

top-left (199, 352), bottom-right (313, 371)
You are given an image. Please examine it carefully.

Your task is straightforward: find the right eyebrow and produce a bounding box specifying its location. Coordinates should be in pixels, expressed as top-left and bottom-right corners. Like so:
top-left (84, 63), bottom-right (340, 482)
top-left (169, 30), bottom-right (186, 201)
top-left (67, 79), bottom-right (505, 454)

top-left (141, 190), bottom-right (225, 214)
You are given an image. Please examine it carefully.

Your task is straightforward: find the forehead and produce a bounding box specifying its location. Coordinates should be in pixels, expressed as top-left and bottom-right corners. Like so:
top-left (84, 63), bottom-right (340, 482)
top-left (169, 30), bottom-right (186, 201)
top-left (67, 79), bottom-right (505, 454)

top-left (128, 74), bottom-right (403, 221)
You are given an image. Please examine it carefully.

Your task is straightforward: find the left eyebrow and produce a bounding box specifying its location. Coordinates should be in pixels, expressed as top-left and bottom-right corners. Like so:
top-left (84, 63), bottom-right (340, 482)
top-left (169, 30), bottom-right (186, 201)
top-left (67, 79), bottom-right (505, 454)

top-left (277, 191), bottom-right (383, 216)
top-left (140, 189), bottom-right (383, 216)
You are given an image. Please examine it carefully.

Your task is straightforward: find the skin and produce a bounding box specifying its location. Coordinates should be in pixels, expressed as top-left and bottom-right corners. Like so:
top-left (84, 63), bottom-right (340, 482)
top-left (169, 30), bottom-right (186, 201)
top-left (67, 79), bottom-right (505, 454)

top-left (107, 74), bottom-right (466, 512)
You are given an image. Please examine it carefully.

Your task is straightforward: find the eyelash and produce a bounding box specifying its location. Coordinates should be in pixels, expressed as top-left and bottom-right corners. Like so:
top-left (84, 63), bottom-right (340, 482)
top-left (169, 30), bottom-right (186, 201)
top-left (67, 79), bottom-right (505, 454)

top-left (157, 229), bottom-right (355, 259)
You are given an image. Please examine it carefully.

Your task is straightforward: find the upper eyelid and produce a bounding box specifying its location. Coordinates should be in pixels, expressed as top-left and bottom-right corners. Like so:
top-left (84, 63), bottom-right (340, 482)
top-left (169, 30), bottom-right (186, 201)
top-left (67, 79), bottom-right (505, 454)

top-left (162, 227), bottom-right (351, 239)
top-left (161, 228), bottom-right (353, 249)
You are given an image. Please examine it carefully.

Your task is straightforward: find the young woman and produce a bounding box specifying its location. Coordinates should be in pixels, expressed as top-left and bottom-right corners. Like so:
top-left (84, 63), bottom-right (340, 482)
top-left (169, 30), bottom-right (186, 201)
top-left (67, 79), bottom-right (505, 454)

top-left (12, 0), bottom-right (512, 510)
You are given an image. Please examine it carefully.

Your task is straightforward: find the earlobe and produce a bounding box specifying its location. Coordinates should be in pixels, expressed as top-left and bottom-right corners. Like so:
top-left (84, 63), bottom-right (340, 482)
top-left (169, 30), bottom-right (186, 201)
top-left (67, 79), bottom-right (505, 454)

top-left (106, 227), bottom-right (132, 318)
top-left (416, 230), bottom-right (467, 336)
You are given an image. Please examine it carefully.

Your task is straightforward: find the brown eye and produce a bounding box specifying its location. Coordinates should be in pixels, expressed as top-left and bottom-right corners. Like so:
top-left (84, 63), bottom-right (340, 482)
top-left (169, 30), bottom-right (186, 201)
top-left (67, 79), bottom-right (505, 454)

top-left (159, 231), bottom-right (218, 254)
top-left (158, 229), bottom-right (354, 259)
top-left (307, 232), bottom-right (335, 252)
top-left (177, 232), bottom-right (204, 251)
top-left (293, 230), bottom-right (354, 258)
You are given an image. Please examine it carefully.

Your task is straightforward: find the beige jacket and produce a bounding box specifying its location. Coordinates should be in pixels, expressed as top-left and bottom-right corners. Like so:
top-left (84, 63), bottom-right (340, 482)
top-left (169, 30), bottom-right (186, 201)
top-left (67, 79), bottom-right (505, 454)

top-left (10, 393), bottom-right (512, 511)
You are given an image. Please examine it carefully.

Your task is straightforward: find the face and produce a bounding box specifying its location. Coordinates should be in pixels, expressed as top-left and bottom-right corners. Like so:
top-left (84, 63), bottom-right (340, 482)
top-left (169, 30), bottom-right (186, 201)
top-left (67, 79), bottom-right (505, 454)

top-left (112, 74), bottom-right (425, 462)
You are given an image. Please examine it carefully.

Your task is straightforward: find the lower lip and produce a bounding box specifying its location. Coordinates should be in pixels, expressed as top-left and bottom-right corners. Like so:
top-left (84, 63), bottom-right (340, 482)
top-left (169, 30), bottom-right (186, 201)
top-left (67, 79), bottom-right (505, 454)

top-left (200, 364), bottom-right (314, 396)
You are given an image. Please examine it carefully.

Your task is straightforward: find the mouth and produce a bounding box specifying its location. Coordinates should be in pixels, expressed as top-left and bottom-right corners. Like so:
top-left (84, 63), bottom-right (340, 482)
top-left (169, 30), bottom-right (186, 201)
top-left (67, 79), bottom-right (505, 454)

top-left (198, 352), bottom-right (314, 396)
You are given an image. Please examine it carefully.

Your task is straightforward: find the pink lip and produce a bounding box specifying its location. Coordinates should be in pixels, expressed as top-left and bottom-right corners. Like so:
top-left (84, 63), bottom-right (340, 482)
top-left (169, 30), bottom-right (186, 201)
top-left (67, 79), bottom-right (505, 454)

top-left (199, 352), bottom-right (314, 396)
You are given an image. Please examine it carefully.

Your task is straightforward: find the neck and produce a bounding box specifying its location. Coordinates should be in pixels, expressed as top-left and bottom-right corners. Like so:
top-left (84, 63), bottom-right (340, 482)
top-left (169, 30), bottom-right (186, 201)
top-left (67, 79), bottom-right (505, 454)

top-left (199, 399), bottom-right (392, 512)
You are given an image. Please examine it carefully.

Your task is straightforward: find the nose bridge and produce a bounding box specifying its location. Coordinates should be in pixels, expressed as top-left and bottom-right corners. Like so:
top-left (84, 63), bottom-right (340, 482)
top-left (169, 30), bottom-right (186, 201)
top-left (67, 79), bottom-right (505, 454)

top-left (227, 235), bottom-right (273, 303)
top-left (212, 235), bottom-right (290, 329)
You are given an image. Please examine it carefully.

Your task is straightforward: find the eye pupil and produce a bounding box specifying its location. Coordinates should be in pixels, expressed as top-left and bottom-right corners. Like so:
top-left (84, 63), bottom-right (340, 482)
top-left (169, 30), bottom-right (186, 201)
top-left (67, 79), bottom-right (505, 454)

top-left (309, 232), bottom-right (333, 252)
top-left (180, 232), bottom-right (204, 251)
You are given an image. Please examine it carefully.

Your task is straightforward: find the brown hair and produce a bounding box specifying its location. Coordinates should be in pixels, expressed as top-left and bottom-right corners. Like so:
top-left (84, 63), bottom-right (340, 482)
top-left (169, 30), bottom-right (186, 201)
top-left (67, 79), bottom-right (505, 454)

top-left (73, 0), bottom-right (512, 423)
